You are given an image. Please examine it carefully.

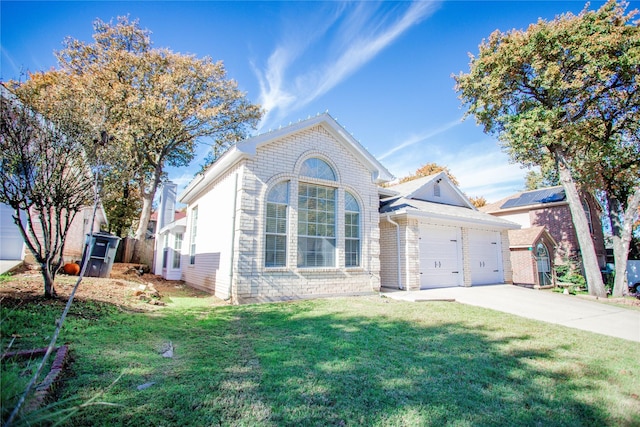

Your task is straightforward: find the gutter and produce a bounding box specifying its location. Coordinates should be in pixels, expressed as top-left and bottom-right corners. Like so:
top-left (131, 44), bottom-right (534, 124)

top-left (385, 215), bottom-right (403, 290)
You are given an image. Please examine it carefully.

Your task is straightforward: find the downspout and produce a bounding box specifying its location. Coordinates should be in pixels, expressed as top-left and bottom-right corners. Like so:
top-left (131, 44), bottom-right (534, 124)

top-left (228, 173), bottom-right (239, 303)
top-left (386, 215), bottom-right (403, 290)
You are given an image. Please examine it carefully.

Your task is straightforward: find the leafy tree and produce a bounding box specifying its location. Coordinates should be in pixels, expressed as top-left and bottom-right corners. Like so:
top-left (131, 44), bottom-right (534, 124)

top-left (455, 0), bottom-right (639, 297)
top-left (15, 16), bottom-right (262, 261)
top-left (468, 195), bottom-right (487, 208)
top-left (400, 162), bottom-right (460, 185)
top-left (524, 166), bottom-right (560, 191)
top-left (0, 87), bottom-right (95, 297)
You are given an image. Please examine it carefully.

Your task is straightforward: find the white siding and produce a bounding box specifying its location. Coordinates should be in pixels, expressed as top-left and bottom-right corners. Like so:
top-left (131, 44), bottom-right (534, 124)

top-left (182, 165), bottom-right (242, 300)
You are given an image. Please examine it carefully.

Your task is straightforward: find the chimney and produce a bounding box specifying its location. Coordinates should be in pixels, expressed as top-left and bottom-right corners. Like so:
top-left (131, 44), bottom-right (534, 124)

top-left (157, 181), bottom-right (177, 232)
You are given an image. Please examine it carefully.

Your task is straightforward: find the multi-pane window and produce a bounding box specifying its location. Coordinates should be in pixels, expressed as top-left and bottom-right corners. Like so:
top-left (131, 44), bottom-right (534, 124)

top-left (300, 158), bottom-right (336, 181)
top-left (265, 182), bottom-right (289, 267)
top-left (162, 234), bottom-right (169, 268)
top-left (344, 192), bottom-right (360, 267)
top-left (189, 207), bottom-right (198, 265)
top-left (298, 183), bottom-right (336, 267)
top-left (173, 233), bottom-right (183, 269)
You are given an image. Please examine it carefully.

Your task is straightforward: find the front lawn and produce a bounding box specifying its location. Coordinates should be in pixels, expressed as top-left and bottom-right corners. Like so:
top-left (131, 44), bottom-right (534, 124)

top-left (2, 292), bottom-right (639, 426)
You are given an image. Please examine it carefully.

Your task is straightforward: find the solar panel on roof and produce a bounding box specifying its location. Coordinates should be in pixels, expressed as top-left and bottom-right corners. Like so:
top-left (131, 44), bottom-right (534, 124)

top-left (500, 188), bottom-right (565, 209)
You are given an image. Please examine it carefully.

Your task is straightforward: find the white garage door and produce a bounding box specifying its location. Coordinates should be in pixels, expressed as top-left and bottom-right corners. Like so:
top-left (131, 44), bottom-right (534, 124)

top-left (0, 204), bottom-right (25, 260)
top-left (468, 229), bottom-right (502, 285)
top-left (419, 224), bottom-right (462, 289)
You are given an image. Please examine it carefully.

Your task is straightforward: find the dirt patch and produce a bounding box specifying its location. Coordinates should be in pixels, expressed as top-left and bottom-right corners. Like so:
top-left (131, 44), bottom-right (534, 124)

top-left (0, 263), bottom-right (226, 311)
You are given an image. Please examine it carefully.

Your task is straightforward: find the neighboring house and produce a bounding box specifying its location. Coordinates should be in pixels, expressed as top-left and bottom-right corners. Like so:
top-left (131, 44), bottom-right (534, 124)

top-left (379, 173), bottom-right (520, 290)
top-left (157, 114), bottom-right (519, 304)
top-left (481, 186), bottom-right (607, 281)
top-left (153, 182), bottom-right (187, 281)
top-left (0, 203), bottom-right (25, 261)
top-left (0, 202), bottom-right (108, 263)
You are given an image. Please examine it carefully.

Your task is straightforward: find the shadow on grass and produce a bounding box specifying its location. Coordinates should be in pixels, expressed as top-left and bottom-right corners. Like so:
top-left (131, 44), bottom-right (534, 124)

top-left (2, 296), bottom-right (632, 426)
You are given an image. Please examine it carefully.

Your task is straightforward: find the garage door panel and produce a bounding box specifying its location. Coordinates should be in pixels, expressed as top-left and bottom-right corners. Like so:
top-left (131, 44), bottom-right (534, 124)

top-left (469, 230), bottom-right (502, 285)
top-left (419, 225), bottom-right (461, 289)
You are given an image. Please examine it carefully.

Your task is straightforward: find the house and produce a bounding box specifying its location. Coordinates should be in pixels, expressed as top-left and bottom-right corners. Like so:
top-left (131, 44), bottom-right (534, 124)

top-left (157, 114), bottom-right (519, 304)
top-left (379, 174), bottom-right (520, 290)
top-left (153, 182), bottom-right (187, 281)
top-left (480, 186), bottom-right (607, 286)
top-left (0, 202), bottom-right (108, 264)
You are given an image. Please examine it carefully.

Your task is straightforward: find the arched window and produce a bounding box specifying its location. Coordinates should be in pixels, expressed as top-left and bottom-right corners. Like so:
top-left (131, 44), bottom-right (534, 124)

top-left (536, 242), bottom-right (551, 286)
top-left (300, 158), bottom-right (336, 181)
top-left (344, 192), bottom-right (360, 267)
top-left (265, 182), bottom-right (289, 267)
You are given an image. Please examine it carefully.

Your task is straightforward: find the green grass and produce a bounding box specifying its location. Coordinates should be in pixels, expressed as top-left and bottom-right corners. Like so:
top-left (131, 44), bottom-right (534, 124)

top-left (2, 295), bottom-right (639, 426)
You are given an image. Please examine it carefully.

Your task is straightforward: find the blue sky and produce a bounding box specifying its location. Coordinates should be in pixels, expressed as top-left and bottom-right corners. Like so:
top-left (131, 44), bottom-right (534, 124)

top-left (2, 0), bottom-right (633, 201)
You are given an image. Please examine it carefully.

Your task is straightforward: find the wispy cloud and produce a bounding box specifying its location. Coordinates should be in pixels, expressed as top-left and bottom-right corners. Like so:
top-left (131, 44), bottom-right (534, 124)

top-left (254, 1), bottom-right (440, 130)
top-left (378, 118), bottom-right (462, 161)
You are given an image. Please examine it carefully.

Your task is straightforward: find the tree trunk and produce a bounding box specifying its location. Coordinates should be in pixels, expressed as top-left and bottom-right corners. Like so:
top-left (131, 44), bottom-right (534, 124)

top-left (41, 262), bottom-right (55, 298)
top-left (555, 152), bottom-right (607, 297)
top-left (610, 187), bottom-right (640, 297)
top-left (131, 194), bottom-right (153, 263)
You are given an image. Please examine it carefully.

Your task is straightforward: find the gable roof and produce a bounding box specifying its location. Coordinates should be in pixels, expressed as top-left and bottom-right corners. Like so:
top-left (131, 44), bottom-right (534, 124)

top-left (180, 113), bottom-right (394, 204)
top-left (481, 186), bottom-right (567, 214)
top-left (384, 172), bottom-right (475, 209)
top-left (508, 226), bottom-right (557, 249)
top-left (381, 172), bottom-right (519, 230)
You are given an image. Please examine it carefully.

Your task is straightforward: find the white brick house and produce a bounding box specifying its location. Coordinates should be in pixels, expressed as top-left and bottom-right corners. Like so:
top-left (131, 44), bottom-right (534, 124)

top-left (175, 114), bottom-right (393, 303)
top-left (157, 114), bottom-right (519, 303)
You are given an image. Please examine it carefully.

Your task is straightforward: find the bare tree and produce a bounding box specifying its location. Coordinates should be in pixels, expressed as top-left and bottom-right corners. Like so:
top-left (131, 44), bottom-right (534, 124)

top-left (0, 86), bottom-right (95, 297)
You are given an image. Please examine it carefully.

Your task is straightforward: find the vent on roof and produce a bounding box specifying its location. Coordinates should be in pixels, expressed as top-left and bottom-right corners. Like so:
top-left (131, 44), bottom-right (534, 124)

top-left (500, 188), bottom-right (566, 209)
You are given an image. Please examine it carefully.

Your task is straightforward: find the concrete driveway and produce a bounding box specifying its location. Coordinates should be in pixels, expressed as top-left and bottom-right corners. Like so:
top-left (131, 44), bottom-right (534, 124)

top-left (382, 284), bottom-right (640, 342)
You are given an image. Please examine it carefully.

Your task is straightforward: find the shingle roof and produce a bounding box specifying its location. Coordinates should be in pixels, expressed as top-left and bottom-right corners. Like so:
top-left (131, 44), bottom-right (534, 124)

top-left (380, 196), bottom-right (519, 229)
top-left (507, 226), bottom-right (547, 248)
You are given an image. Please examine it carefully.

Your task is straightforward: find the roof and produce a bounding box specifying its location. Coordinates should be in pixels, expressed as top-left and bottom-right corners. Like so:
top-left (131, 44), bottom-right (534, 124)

top-left (380, 196), bottom-right (520, 230)
top-left (507, 226), bottom-right (556, 248)
top-left (384, 172), bottom-right (475, 209)
top-left (481, 186), bottom-right (566, 213)
top-left (150, 210), bottom-right (186, 221)
top-left (180, 113), bottom-right (394, 204)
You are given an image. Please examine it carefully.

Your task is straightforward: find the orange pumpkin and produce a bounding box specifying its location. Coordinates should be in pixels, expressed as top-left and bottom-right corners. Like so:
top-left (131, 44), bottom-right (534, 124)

top-left (63, 263), bottom-right (80, 275)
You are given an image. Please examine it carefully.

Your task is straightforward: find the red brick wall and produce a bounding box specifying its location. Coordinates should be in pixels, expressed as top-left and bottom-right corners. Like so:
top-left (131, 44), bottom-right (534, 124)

top-left (530, 198), bottom-right (605, 267)
top-left (510, 248), bottom-right (537, 285)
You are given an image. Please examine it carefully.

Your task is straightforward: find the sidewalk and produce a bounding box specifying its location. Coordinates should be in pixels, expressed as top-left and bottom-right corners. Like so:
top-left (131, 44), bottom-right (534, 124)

top-left (382, 284), bottom-right (640, 342)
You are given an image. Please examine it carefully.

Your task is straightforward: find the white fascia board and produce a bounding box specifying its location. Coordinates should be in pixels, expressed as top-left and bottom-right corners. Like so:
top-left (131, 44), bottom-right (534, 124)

top-left (383, 209), bottom-right (521, 230)
top-left (178, 147), bottom-right (248, 204)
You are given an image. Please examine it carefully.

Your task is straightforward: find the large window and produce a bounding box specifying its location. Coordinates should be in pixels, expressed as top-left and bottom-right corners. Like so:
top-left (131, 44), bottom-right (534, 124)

top-left (265, 182), bottom-right (289, 267)
top-left (298, 183), bottom-right (336, 267)
top-left (344, 192), bottom-right (360, 267)
top-left (173, 233), bottom-right (183, 269)
top-left (189, 207), bottom-right (198, 265)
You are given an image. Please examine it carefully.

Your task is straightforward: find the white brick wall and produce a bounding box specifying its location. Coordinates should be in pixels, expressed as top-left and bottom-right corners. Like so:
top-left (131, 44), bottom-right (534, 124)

top-left (234, 125), bottom-right (382, 303)
top-left (184, 124), bottom-right (382, 303)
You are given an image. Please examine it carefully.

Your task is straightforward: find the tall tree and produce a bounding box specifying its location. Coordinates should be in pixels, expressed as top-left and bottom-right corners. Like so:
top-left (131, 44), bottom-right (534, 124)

top-left (455, 0), bottom-right (639, 298)
top-left (0, 87), bottom-right (95, 297)
top-left (18, 16), bottom-right (262, 260)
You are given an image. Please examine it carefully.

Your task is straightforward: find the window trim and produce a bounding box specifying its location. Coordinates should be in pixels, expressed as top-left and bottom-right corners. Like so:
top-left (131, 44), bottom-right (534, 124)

top-left (344, 191), bottom-right (361, 268)
top-left (265, 182), bottom-right (289, 268)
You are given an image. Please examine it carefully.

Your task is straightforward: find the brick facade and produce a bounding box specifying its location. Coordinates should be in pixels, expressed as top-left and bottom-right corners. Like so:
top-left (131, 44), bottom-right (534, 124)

top-left (529, 196), bottom-right (606, 267)
top-left (180, 117), bottom-right (389, 304)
